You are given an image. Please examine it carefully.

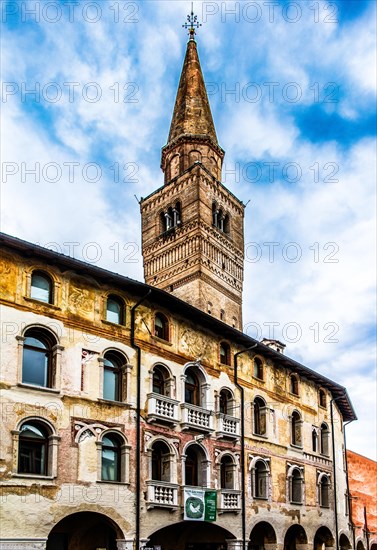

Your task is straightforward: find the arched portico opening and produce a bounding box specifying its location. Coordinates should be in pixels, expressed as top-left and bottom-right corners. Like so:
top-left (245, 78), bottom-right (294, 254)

top-left (339, 534), bottom-right (352, 550)
top-left (284, 525), bottom-right (308, 550)
top-left (148, 520), bottom-right (236, 550)
top-left (314, 527), bottom-right (335, 550)
top-left (357, 542), bottom-right (365, 550)
top-left (248, 522), bottom-right (277, 550)
top-left (47, 511), bottom-right (123, 550)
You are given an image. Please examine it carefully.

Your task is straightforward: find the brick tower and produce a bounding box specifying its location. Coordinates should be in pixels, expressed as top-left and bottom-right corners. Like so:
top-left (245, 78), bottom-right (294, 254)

top-left (140, 31), bottom-right (245, 329)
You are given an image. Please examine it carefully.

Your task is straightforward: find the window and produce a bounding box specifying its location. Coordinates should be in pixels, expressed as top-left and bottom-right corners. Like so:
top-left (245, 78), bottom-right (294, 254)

top-left (290, 468), bottom-right (303, 504)
top-left (219, 389), bottom-right (233, 415)
top-left (161, 202), bottom-right (181, 233)
top-left (320, 423), bottom-right (329, 456)
top-left (185, 370), bottom-right (200, 406)
top-left (184, 445), bottom-right (207, 487)
top-left (291, 411), bottom-right (302, 447)
top-left (18, 421), bottom-right (49, 475)
top-left (253, 357), bottom-right (263, 380)
top-left (152, 365), bottom-right (169, 396)
top-left (22, 328), bottom-right (56, 388)
top-left (106, 295), bottom-right (124, 325)
top-left (253, 460), bottom-right (269, 499)
top-left (220, 455), bottom-right (235, 489)
top-left (30, 271), bottom-right (53, 304)
top-left (101, 433), bottom-right (122, 481)
top-left (151, 441), bottom-right (171, 482)
top-left (220, 342), bottom-right (231, 366)
top-left (312, 428), bottom-right (318, 452)
top-left (290, 374), bottom-right (299, 395)
top-left (103, 351), bottom-right (125, 401)
top-left (253, 397), bottom-right (267, 436)
top-left (212, 203), bottom-right (230, 234)
top-left (154, 313), bottom-right (169, 341)
top-left (319, 474), bottom-right (330, 507)
top-left (319, 389), bottom-right (326, 408)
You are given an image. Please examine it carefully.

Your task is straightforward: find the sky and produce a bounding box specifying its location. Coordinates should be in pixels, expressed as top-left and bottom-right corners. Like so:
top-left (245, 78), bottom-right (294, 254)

top-left (1, 0), bottom-right (376, 459)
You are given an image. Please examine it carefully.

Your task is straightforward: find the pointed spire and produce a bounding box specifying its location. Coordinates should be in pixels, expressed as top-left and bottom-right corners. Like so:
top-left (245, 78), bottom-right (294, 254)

top-left (167, 36), bottom-right (218, 146)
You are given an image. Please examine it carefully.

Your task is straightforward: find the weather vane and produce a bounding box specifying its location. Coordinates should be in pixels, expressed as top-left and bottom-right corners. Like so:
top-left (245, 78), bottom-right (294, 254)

top-left (182, 3), bottom-right (202, 40)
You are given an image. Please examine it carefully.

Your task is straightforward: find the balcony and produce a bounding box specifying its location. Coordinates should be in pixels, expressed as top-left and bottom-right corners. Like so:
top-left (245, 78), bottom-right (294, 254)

top-left (218, 489), bottom-right (241, 513)
top-left (180, 403), bottom-right (214, 433)
top-left (146, 480), bottom-right (179, 510)
top-left (147, 393), bottom-right (179, 426)
top-left (216, 413), bottom-right (240, 441)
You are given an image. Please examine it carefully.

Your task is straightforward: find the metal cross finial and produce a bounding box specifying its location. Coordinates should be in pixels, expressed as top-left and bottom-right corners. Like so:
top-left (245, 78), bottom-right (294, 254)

top-left (182, 3), bottom-right (202, 40)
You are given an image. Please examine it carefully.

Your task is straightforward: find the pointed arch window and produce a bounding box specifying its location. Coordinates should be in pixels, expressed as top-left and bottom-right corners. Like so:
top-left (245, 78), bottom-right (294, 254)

top-left (154, 313), bottom-right (169, 341)
top-left (290, 374), bottom-right (299, 395)
top-left (22, 328), bottom-right (56, 388)
top-left (106, 295), bottom-right (125, 325)
top-left (185, 370), bottom-right (200, 406)
top-left (18, 421), bottom-right (49, 475)
top-left (219, 389), bottom-right (233, 415)
top-left (30, 271), bottom-right (53, 304)
top-left (101, 433), bottom-right (122, 481)
top-left (220, 455), bottom-right (235, 489)
top-left (291, 411), bottom-right (302, 447)
top-left (312, 428), bottom-right (318, 453)
top-left (290, 467), bottom-right (304, 504)
top-left (320, 423), bottom-right (330, 456)
top-left (253, 357), bottom-right (263, 380)
top-left (319, 389), bottom-right (327, 408)
top-left (253, 460), bottom-right (269, 499)
top-left (319, 474), bottom-right (330, 507)
top-left (103, 351), bottom-right (125, 402)
top-left (253, 397), bottom-right (267, 436)
top-left (220, 342), bottom-right (231, 366)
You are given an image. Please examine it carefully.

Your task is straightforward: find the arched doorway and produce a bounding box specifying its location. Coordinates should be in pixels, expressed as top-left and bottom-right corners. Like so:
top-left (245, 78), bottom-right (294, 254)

top-left (357, 542), bottom-right (365, 550)
top-left (148, 520), bottom-right (236, 550)
top-left (47, 511), bottom-right (123, 550)
top-left (339, 534), bottom-right (352, 550)
top-left (249, 522), bottom-right (277, 550)
top-left (314, 527), bottom-right (335, 550)
top-left (284, 525), bottom-right (308, 550)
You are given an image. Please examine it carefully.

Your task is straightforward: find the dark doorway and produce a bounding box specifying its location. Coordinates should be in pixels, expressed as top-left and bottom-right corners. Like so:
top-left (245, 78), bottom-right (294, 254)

top-left (47, 511), bottom-right (122, 550)
top-left (149, 521), bottom-right (234, 550)
top-left (284, 525), bottom-right (308, 550)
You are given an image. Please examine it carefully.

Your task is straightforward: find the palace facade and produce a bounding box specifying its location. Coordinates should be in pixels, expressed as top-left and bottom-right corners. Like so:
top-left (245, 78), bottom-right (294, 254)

top-left (0, 22), bottom-right (357, 550)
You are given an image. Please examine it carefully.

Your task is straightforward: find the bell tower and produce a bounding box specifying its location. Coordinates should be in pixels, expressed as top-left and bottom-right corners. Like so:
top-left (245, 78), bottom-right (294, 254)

top-left (140, 12), bottom-right (245, 328)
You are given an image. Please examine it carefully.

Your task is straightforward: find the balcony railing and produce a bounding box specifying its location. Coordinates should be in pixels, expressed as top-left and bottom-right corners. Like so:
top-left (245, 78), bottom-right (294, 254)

top-left (216, 412), bottom-right (240, 440)
top-left (147, 393), bottom-right (179, 426)
top-left (180, 403), bottom-right (214, 432)
top-left (146, 480), bottom-right (179, 510)
top-left (218, 489), bottom-right (241, 513)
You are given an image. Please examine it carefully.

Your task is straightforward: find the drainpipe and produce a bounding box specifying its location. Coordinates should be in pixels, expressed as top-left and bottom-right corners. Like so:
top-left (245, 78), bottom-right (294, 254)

top-left (343, 420), bottom-right (356, 550)
top-left (234, 344), bottom-right (257, 550)
top-left (330, 393), bottom-right (348, 550)
top-left (131, 290), bottom-right (152, 550)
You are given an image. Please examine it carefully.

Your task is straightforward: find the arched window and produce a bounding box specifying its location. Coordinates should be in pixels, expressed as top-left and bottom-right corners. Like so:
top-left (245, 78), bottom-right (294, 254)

top-left (290, 374), bottom-right (299, 395)
top-left (154, 313), bottom-right (169, 341)
top-left (291, 411), bottom-right (302, 447)
top-left (103, 351), bottom-right (125, 402)
top-left (253, 397), bottom-right (267, 436)
top-left (312, 428), bottom-right (318, 452)
top-left (220, 455), bottom-right (234, 489)
top-left (185, 445), bottom-right (207, 487)
top-left (30, 271), bottom-right (53, 304)
top-left (253, 357), bottom-right (263, 380)
top-left (219, 389), bottom-right (233, 415)
top-left (152, 365), bottom-right (169, 396)
top-left (319, 389), bottom-right (326, 408)
top-left (185, 370), bottom-right (200, 406)
top-left (290, 467), bottom-right (304, 504)
top-left (22, 328), bottom-right (56, 388)
top-left (220, 342), bottom-right (231, 366)
top-left (106, 295), bottom-right (124, 325)
top-left (319, 474), bottom-right (330, 507)
top-left (253, 460), bottom-right (269, 499)
top-left (151, 441), bottom-right (171, 482)
top-left (101, 433), bottom-right (122, 481)
top-left (320, 423), bottom-right (329, 456)
top-left (18, 421), bottom-right (49, 475)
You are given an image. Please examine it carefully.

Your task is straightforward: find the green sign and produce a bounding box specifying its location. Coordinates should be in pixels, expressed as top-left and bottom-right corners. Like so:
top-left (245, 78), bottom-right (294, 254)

top-left (204, 490), bottom-right (217, 522)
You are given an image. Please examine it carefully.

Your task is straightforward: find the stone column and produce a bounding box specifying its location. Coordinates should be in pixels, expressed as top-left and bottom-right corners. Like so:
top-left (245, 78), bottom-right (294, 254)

top-left (0, 540), bottom-right (47, 550)
top-left (296, 544), bottom-right (310, 550)
top-left (265, 544), bottom-right (278, 550)
top-left (116, 540), bottom-right (134, 550)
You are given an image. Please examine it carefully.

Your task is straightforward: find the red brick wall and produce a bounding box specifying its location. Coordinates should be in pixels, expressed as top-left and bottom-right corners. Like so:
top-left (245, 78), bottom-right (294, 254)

top-left (347, 450), bottom-right (377, 540)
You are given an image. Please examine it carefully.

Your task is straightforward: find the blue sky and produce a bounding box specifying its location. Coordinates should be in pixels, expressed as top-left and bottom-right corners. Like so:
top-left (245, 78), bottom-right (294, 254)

top-left (1, 0), bottom-right (376, 459)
